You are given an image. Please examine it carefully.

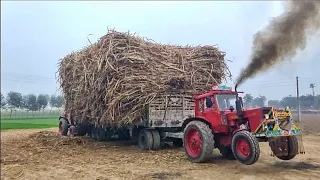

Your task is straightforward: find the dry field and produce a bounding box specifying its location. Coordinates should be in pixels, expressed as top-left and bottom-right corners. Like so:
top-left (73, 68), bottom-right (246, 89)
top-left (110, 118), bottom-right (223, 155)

top-left (1, 114), bottom-right (320, 180)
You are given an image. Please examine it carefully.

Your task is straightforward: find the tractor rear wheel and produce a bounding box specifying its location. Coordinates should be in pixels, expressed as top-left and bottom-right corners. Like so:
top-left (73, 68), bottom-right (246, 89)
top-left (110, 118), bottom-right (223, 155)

top-left (58, 118), bottom-right (69, 136)
top-left (184, 121), bottom-right (214, 163)
top-left (218, 146), bottom-right (236, 160)
top-left (138, 129), bottom-right (154, 150)
top-left (232, 131), bottom-right (260, 165)
top-left (269, 136), bottom-right (299, 160)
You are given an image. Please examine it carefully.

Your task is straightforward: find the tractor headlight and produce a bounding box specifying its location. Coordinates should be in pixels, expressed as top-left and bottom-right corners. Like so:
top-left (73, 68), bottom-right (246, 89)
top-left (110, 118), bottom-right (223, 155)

top-left (264, 114), bottom-right (269, 119)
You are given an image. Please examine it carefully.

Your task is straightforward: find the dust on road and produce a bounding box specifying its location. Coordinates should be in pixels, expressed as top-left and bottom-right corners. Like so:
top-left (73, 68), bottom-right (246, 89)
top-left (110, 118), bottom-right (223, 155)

top-left (1, 114), bottom-right (320, 180)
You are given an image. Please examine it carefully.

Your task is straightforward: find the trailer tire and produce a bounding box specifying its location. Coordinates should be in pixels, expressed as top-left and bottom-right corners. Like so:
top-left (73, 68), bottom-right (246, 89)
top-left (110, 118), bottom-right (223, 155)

top-left (68, 126), bottom-right (76, 137)
top-left (59, 118), bottom-right (69, 136)
top-left (96, 126), bottom-right (106, 142)
top-left (218, 146), bottom-right (236, 160)
top-left (151, 129), bottom-right (161, 150)
top-left (76, 123), bottom-right (89, 136)
top-left (138, 129), bottom-right (154, 150)
top-left (105, 128), bottom-right (113, 141)
top-left (90, 126), bottom-right (97, 140)
top-left (184, 121), bottom-right (214, 163)
top-left (270, 136), bottom-right (299, 160)
top-left (232, 131), bottom-right (260, 165)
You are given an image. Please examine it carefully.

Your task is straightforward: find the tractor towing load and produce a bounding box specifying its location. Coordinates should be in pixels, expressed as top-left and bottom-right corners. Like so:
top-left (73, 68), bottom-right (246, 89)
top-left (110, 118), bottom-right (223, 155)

top-left (58, 85), bottom-right (304, 165)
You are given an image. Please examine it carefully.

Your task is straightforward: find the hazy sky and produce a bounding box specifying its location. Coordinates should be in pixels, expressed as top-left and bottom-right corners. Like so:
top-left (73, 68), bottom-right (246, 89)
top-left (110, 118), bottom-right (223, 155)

top-left (1, 1), bottom-right (319, 100)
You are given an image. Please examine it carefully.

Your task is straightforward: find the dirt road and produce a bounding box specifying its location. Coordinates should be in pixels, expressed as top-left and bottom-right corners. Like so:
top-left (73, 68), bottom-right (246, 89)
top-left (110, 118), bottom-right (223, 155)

top-left (1, 114), bottom-right (320, 180)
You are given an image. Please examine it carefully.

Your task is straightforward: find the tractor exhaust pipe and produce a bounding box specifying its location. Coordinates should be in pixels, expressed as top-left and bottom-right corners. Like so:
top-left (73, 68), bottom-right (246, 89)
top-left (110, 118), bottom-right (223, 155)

top-left (235, 84), bottom-right (243, 117)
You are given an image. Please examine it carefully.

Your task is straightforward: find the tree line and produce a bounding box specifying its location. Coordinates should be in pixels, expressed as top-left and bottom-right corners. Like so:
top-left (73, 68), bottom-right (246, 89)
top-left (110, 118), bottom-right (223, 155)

top-left (243, 93), bottom-right (320, 110)
top-left (0, 91), bottom-right (63, 112)
top-left (1, 91), bottom-right (319, 112)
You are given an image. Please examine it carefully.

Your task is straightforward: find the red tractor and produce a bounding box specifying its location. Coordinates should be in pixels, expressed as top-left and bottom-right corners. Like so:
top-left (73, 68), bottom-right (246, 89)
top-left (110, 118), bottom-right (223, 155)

top-left (182, 85), bottom-right (302, 165)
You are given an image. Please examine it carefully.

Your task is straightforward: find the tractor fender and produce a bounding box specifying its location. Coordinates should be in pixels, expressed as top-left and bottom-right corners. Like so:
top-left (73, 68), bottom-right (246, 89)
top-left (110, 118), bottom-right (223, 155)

top-left (182, 116), bottom-right (213, 131)
top-left (232, 127), bottom-right (249, 137)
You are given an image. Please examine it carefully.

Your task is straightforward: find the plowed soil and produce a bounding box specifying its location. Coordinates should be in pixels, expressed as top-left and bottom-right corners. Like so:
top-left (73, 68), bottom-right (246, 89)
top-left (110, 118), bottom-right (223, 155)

top-left (1, 114), bottom-right (320, 180)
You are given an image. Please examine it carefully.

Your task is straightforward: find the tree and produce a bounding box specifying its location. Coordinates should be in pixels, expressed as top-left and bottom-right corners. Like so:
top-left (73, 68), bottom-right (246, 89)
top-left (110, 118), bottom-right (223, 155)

top-left (315, 95), bottom-right (320, 109)
top-left (50, 95), bottom-right (57, 107)
top-left (55, 95), bottom-right (63, 108)
top-left (243, 94), bottom-right (253, 108)
top-left (280, 95), bottom-right (297, 109)
top-left (252, 95), bottom-right (266, 107)
top-left (25, 94), bottom-right (38, 111)
top-left (0, 93), bottom-right (6, 108)
top-left (21, 95), bottom-right (28, 109)
top-left (268, 100), bottom-right (280, 108)
top-left (37, 94), bottom-right (49, 112)
top-left (300, 94), bottom-right (314, 110)
top-left (6, 91), bottom-right (22, 117)
top-left (7, 91), bottom-right (22, 109)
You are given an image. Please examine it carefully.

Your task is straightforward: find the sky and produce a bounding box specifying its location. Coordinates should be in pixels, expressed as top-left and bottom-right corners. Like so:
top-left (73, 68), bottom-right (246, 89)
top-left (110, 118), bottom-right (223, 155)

top-left (1, 1), bottom-right (319, 100)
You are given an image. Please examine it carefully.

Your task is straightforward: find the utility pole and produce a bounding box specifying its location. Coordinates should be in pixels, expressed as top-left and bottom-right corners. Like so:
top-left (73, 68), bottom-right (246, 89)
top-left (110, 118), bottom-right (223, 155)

top-left (296, 77), bottom-right (301, 122)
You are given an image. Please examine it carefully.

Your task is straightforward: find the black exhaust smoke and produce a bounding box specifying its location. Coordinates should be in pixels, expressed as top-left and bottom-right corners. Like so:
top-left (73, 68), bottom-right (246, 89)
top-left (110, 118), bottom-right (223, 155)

top-left (236, 1), bottom-right (320, 86)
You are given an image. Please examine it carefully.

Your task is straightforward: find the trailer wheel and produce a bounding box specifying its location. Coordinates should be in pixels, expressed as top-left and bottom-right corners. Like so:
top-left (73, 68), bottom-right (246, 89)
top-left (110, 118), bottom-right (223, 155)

top-left (90, 126), bottom-right (97, 140)
top-left (218, 146), bottom-right (236, 160)
top-left (151, 129), bottom-right (161, 150)
top-left (138, 129), bottom-right (154, 150)
top-left (76, 123), bottom-right (89, 136)
top-left (68, 126), bottom-right (76, 137)
top-left (269, 136), bottom-right (299, 160)
top-left (184, 121), bottom-right (214, 163)
top-left (96, 126), bottom-right (106, 142)
top-left (105, 128), bottom-right (113, 141)
top-left (58, 118), bottom-right (69, 136)
top-left (232, 131), bottom-right (260, 165)
top-left (173, 138), bottom-right (183, 147)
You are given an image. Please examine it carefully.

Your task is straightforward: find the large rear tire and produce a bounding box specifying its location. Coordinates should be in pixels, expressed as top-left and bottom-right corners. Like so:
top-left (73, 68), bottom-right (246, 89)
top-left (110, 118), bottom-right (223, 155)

top-left (269, 136), bottom-right (299, 160)
top-left (232, 131), bottom-right (260, 165)
top-left (183, 121), bottom-right (214, 163)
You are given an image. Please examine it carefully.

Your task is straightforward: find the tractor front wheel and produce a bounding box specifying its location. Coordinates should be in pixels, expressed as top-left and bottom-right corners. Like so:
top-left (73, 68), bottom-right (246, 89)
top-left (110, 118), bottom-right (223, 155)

top-left (232, 131), bottom-right (260, 165)
top-left (184, 121), bottom-right (214, 163)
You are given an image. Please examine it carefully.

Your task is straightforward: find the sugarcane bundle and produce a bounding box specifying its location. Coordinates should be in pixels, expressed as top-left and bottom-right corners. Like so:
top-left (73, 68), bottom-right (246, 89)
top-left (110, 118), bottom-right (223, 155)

top-left (58, 30), bottom-right (231, 125)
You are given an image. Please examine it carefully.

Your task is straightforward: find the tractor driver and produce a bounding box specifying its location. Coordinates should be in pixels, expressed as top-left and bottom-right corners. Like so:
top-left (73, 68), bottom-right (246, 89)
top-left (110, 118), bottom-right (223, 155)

top-left (205, 96), bottom-right (214, 110)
